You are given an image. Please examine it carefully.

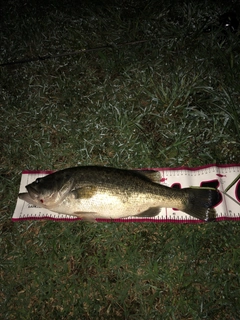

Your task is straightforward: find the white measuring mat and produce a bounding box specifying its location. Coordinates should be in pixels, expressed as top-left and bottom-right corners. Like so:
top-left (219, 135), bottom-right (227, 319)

top-left (13, 164), bottom-right (240, 223)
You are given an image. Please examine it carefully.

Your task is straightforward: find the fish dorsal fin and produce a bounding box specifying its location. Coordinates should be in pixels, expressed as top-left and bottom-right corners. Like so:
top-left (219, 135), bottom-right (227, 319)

top-left (72, 186), bottom-right (97, 199)
top-left (134, 170), bottom-right (161, 184)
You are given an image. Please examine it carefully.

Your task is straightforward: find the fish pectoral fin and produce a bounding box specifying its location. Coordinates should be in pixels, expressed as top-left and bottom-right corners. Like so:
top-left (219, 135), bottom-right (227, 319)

top-left (135, 207), bottom-right (161, 218)
top-left (73, 211), bottom-right (99, 222)
top-left (72, 186), bottom-right (97, 199)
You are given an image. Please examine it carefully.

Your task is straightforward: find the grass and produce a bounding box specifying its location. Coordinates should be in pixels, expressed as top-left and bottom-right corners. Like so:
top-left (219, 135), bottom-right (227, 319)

top-left (1, 0), bottom-right (240, 319)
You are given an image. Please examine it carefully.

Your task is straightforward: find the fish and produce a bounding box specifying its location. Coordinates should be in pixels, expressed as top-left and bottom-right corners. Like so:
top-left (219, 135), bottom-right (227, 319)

top-left (18, 166), bottom-right (219, 222)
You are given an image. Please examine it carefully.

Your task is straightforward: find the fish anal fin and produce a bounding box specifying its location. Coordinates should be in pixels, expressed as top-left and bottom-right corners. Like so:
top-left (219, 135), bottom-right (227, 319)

top-left (135, 206), bottom-right (161, 218)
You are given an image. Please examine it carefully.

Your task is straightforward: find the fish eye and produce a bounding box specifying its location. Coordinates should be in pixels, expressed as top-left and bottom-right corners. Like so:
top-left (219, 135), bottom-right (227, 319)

top-left (35, 178), bottom-right (41, 184)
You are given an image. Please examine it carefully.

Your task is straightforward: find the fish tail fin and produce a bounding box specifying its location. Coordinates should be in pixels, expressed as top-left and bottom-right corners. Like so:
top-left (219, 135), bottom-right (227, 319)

top-left (183, 187), bottom-right (220, 221)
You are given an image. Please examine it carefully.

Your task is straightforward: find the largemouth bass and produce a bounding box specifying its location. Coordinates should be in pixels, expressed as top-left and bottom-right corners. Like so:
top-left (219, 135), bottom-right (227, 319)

top-left (18, 166), bottom-right (219, 221)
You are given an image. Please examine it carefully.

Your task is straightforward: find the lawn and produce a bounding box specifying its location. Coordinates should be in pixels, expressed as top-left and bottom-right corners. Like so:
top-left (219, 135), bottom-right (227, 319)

top-left (1, 0), bottom-right (240, 319)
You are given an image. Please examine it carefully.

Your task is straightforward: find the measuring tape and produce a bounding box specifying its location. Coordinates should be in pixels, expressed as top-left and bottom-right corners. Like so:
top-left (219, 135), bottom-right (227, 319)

top-left (13, 164), bottom-right (240, 223)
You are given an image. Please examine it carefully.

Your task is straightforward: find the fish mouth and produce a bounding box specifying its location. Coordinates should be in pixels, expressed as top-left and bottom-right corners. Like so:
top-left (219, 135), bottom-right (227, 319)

top-left (26, 184), bottom-right (39, 199)
top-left (18, 192), bottom-right (39, 206)
top-left (18, 192), bottom-right (29, 201)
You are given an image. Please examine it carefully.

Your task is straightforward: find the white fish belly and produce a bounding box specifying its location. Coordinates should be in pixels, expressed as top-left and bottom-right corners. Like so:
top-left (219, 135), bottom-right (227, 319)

top-left (51, 192), bottom-right (162, 219)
